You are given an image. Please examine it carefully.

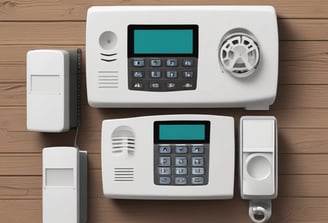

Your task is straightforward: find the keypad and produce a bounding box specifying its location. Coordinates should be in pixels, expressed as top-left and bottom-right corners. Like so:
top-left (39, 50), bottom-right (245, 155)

top-left (154, 144), bottom-right (209, 186)
top-left (128, 57), bottom-right (197, 91)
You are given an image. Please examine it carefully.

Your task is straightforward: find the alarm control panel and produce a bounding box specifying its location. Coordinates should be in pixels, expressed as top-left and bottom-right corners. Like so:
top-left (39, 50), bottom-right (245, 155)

top-left (101, 115), bottom-right (235, 199)
top-left (86, 6), bottom-right (279, 110)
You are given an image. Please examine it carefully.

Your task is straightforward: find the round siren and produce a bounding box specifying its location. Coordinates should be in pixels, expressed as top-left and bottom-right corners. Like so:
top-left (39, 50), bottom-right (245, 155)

top-left (219, 32), bottom-right (260, 78)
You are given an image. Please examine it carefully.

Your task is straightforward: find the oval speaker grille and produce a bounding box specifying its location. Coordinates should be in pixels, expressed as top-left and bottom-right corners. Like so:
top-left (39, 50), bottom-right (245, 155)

top-left (219, 33), bottom-right (260, 78)
top-left (112, 136), bottom-right (135, 153)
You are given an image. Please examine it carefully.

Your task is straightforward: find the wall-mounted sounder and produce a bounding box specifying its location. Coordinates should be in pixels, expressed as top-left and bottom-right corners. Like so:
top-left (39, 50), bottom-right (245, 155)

top-left (26, 49), bottom-right (81, 132)
top-left (101, 114), bottom-right (235, 200)
top-left (86, 6), bottom-right (278, 110)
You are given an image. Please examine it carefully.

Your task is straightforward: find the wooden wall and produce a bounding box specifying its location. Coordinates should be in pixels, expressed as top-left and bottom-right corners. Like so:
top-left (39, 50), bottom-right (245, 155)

top-left (0, 0), bottom-right (328, 222)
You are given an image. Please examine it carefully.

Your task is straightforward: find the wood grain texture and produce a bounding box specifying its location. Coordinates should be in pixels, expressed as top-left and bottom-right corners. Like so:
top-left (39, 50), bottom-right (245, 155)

top-left (1, 198), bottom-right (328, 223)
top-left (0, 1), bottom-right (328, 222)
top-left (0, 0), bottom-right (327, 20)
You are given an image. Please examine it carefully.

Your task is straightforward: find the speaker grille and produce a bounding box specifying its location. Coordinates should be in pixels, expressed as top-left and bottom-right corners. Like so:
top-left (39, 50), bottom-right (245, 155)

top-left (114, 168), bottom-right (134, 182)
top-left (219, 32), bottom-right (260, 78)
top-left (111, 136), bottom-right (135, 153)
top-left (98, 71), bottom-right (119, 88)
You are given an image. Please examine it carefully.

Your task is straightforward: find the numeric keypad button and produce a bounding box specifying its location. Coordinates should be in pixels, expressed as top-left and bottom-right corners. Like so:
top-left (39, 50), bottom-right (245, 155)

top-left (182, 59), bottom-right (193, 67)
top-left (132, 71), bottom-right (145, 78)
top-left (132, 82), bottom-right (143, 90)
top-left (166, 59), bottom-right (178, 67)
top-left (150, 59), bottom-right (161, 67)
top-left (192, 167), bottom-right (204, 175)
top-left (150, 71), bottom-right (162, 78)
top-left (167, 82), bottom-right (176, 90)
top-left (166, 71), bottom-right (178, 78)
top-left (191, 146), bottom-right (204, 154)
top-left (175, 177), bottom-right (187, 185)
top-left (192, 157), bottom-right (204, 166)
top-left (175, 168), bottom-right (188, 175)
top-left (175, 157), bottom-right (187, 166)
top-left (159, 177), bottom-right (171, 185)
top-left (182, 82), bottom-right (194, 89)
top-left (182, 71), bottom-right (194, 78)
top-left (132, 59), bottom-right (145, 67)
top-left (159, 146), bottom-right (171, 154)
top-left (175, 146), bottom-right (188, 153)
top-left (149, 82), bottom-right (160, 90)
top-left (191, 177), bottom-right (204, 185)
top-left (159, 157), bottom-right (171, 166)
top-left (158, 167), bottom-right (171, 175)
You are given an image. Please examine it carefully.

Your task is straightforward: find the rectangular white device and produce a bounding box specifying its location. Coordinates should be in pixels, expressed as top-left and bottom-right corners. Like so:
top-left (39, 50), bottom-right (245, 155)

top-left (43, 147), bottom-right (87, 223)
top-left (27, 50), bottom-right (70, 132)
top-left (102, 114), bottom-right (235, 199)
top-left (86, 6), bottom-right (278, 110)
top-left (240, 116), bottom-right (278, 199)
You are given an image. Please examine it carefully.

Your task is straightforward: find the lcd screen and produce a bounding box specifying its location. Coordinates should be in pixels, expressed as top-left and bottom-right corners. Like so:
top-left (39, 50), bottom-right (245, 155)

top-left (159, 124), bottom-right (205, 140)
top-left (134, 30), bottom-right (193, 54)
top-left (128, 25), bottom-right (198, 57)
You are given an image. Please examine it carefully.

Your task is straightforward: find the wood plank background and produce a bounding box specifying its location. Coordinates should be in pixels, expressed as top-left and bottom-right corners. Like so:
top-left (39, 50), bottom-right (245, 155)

top-left (0, 0), bottom-right (328, 222)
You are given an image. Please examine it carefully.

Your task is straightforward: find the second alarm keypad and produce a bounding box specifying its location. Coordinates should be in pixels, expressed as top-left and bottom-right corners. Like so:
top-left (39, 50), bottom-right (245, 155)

top-left (154, 144), bottom-right (209, 186)
top-left (128, 57), bottom-right (197, 91)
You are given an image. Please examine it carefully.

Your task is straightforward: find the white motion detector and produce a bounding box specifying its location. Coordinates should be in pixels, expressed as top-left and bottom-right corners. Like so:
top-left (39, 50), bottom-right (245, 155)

top-left (26, 49), bottom-right (81, 132)
top-left (86, 6), bottom-right (278, 110)
top-left (43, 147), bottom-right (87, 223)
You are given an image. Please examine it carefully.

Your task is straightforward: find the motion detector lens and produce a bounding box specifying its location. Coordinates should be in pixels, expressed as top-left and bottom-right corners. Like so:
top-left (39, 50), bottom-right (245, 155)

top-left (219, 32), bottom-right (260, 78)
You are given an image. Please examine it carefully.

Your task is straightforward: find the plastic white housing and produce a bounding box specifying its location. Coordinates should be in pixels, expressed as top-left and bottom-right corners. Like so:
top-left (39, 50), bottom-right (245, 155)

top-left (240, 116), bottom-right (278, 199)
top-left (101, 114), bottom-right (235, 200)
top-left (26, 50), bottom-right (69, 132)
top-left (43, 147), bottom-right (79, 223)
top-left (86, 6), bottom-right (278, 110)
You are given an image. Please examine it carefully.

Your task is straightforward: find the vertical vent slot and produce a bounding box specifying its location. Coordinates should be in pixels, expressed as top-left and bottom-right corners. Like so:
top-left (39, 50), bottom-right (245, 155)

top-left (98, 71), bottom-right (119, 88)
top-left (114, 168), bottom-right (134, 182)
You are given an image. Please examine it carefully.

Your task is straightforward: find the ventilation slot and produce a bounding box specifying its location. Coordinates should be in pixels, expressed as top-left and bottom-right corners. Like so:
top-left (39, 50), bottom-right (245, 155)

top-left (112, 136), bottom-right (135, 153)
top-left (98, 71), bottom-right (119, 88)
top-left (114, 168), bottom-right (134, 182)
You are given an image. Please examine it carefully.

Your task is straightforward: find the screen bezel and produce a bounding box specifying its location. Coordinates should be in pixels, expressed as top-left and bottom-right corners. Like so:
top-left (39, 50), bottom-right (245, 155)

top-left (154, 121), bottom-right (210, 144)
top-left (128, 25), bottom-right (199, 57)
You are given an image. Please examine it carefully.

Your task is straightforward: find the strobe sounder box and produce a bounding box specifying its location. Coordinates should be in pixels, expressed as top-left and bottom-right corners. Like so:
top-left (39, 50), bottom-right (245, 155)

top-left (86, 6), bottom-right (278, 110)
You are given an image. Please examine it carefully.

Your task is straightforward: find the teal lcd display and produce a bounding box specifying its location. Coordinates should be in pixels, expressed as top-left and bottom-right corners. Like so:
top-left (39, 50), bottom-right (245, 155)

top-left (134, 29), bottom-right (193, 54)
top-left (159, 124), bottom-right (205, 141)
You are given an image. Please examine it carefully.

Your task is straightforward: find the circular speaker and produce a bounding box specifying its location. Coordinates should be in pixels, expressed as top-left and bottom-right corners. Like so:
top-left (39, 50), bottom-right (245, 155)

top-left (219, 31), bottom-right (260, 78)
top-left (99, 31), bottom-right (118, 51)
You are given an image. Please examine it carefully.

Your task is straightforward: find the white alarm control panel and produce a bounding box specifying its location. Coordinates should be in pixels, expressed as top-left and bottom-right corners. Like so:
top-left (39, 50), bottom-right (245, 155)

top-left (86, 6), bottom-right (278, 110)
top-left (101, 115), bottom-right (235, 199)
